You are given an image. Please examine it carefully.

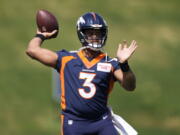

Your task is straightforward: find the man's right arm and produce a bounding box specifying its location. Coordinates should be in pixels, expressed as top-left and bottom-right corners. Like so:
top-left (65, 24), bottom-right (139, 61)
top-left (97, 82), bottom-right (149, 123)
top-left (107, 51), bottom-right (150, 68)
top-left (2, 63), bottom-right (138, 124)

top-left (26, 30), bottom-right (58, 68)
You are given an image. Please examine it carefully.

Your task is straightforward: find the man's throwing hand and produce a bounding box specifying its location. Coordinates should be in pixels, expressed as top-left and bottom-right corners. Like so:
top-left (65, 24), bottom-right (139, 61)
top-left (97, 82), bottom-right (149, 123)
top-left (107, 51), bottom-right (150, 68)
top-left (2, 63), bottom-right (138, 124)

top-left (36, 29), bottom-right (58, 39)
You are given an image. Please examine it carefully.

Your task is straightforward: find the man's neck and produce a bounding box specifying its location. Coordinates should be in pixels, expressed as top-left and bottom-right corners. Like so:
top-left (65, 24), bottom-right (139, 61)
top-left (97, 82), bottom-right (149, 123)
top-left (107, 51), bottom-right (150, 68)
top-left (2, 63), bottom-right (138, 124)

top-left (82, 48), bottom-right (102, 59)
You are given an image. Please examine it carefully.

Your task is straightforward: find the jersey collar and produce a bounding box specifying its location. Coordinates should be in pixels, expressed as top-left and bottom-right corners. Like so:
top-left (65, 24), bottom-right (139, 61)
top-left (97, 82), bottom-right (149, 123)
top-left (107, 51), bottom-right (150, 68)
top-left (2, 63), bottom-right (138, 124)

top-left (77, 50), bottom-right (106, 69)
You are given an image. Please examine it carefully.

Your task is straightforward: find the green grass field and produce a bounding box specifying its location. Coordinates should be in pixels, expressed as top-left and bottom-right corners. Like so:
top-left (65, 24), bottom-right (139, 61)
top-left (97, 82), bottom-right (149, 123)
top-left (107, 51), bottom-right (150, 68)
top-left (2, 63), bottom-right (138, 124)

top-left (0, 0), bottom-right (180, 134)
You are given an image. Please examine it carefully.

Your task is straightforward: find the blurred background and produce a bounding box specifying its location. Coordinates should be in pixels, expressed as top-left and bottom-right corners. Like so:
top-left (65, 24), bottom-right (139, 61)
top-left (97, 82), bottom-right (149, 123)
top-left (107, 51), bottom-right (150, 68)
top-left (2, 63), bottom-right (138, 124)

top-left (0, 0), bottom-right (180, 135)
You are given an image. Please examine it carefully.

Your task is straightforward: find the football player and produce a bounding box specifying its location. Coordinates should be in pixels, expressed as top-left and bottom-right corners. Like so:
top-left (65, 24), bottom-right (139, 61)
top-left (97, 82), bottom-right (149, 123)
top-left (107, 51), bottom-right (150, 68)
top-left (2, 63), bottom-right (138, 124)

top-left (26, 12), bottom-right (138, 135)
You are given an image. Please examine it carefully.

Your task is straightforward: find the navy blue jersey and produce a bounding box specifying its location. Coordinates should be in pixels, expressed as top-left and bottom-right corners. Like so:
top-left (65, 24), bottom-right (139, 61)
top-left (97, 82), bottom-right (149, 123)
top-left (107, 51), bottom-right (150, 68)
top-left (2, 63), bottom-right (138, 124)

top-left (55, 49), bottom-right (120, 120)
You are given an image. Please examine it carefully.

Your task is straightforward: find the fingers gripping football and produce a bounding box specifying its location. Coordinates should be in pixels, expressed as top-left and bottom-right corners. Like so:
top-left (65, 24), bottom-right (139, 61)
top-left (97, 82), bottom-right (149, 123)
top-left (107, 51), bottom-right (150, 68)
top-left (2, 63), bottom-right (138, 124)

top-left (36, 10), bottom-right (59, 39)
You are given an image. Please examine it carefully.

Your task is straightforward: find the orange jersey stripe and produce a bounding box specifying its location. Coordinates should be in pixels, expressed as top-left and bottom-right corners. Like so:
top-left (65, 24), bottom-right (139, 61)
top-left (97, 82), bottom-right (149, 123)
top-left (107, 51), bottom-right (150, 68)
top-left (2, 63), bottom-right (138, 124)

top-left (60, 56), bottom-right (75, 110)
top-left (60, 114), bottom-right (64, 135)
top-left (77, 50), bottom-right (106, 69)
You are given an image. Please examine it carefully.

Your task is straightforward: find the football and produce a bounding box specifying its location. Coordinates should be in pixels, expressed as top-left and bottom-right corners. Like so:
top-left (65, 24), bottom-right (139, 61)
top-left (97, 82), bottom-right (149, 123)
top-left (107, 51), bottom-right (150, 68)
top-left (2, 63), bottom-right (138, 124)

top-left (36, 9), bottom-right (59, 38)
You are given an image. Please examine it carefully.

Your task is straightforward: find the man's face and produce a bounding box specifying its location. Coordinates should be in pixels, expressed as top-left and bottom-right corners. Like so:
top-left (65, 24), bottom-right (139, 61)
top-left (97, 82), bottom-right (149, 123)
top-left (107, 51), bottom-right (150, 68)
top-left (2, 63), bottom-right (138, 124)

top-left (84, 29), bottom-right (102, 45)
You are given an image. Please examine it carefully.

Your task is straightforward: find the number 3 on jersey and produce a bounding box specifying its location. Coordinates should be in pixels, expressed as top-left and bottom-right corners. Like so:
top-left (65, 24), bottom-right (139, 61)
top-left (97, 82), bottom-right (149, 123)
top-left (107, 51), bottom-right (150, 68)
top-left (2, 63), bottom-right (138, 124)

top-left (78, 72), bottom-right (96, 99)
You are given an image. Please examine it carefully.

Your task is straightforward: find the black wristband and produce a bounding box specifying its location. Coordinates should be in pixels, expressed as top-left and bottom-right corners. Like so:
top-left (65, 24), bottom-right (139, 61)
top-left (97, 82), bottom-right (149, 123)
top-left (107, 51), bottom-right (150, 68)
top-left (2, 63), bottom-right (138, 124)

top-left (119, 61), bottom-right (130, 72)
top-left (35, 34), bottom-right (46, 41)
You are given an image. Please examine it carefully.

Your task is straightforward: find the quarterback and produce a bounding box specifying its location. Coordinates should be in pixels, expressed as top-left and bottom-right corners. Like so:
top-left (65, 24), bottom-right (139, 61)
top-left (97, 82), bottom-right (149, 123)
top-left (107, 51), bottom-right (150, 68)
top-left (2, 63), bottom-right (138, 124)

top-left (26, 12), bottom-right (138, 135)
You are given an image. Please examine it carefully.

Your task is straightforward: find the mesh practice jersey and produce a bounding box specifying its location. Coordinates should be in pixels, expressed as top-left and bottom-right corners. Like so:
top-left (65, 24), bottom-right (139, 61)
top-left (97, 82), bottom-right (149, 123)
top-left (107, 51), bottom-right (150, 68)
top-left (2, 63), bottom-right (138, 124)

top-left (55, 49), bottom-right (120, 120)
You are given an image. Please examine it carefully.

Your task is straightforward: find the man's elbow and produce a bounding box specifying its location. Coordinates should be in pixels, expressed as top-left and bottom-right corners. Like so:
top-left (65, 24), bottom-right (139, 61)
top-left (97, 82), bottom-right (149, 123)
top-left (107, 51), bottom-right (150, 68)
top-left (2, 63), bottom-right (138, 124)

top-left (25, 48), bottom-right (37, 59)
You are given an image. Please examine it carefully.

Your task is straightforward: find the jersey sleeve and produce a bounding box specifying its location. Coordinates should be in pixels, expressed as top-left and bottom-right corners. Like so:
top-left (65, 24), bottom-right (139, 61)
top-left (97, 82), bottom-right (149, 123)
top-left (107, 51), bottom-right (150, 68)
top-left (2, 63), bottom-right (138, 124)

top-left (111, 58), bottom-right (120, 71)
top-left (112, 61), bottom-right (120, 71)
top-left (110, 58), bottom-right (120, 81)
top-left (55, 49), bottom-right (69, 72)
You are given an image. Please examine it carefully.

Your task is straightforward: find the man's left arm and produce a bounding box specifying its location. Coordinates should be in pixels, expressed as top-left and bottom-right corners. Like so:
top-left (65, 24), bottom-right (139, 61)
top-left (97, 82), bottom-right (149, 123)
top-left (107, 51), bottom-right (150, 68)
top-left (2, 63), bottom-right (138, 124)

top-left (114, 40), bottom-right (138, 91)
top-left (114, 68), bottom-right (136, 91)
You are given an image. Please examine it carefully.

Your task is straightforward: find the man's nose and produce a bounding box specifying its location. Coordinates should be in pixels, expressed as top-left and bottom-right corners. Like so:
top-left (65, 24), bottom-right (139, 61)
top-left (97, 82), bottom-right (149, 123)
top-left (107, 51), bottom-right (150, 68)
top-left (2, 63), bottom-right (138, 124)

top-left (92, 34), bottom-right (97, 38)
